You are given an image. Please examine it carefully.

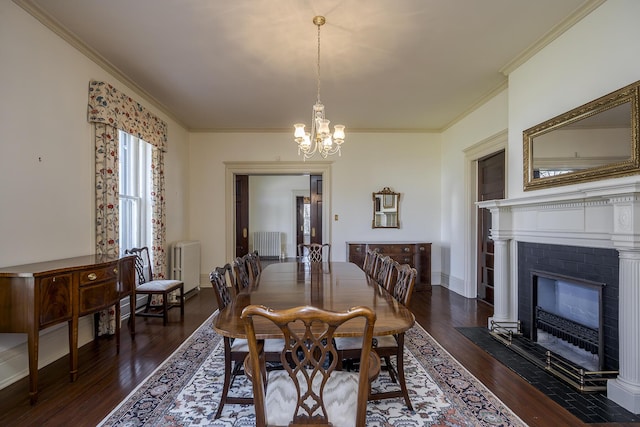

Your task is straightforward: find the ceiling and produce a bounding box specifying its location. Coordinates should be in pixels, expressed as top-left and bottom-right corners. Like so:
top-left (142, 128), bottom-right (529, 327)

top-left (16, 0), bottom-right (601, 132)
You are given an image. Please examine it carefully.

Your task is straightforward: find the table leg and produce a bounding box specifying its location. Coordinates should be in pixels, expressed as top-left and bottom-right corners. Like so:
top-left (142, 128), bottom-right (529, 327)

top-left (69, 318), bottom-right (78, 382)
top-left (27, 329), bottom-right (39, 404)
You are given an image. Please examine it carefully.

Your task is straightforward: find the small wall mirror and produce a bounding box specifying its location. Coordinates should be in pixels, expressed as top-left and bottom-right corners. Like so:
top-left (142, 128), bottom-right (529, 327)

top-left (523, 80), bottom-right (640, 191)
top-left (372, 187), bottom-right (400, 228)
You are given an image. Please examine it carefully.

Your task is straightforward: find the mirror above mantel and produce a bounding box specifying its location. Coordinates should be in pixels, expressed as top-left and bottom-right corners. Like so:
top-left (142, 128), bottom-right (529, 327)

top-left (523, 80), bottom-right (640, 191)
top-left (373, 187), bottom-right (400, 228)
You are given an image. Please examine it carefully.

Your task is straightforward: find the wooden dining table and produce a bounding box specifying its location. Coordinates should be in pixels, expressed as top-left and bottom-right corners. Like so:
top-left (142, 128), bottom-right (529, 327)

top-left (213, 261), bottom-right (415, 339)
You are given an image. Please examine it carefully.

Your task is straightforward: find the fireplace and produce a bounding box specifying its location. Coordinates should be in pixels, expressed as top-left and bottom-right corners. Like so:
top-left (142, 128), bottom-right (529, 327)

top-left (532, 270), bottom-right (605, 371)
top-left (518, 242), bottom-right (619, 372)
top-left (479, 185), bottom-right (640, 413)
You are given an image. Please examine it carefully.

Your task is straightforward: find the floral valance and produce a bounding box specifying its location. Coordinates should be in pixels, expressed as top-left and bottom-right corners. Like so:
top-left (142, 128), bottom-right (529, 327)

top-left (87, 80), bottom-right (168, 151)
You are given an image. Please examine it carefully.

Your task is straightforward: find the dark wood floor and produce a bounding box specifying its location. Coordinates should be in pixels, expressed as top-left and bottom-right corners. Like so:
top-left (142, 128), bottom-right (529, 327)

top-left (0, 285), bottom-right (632, 427)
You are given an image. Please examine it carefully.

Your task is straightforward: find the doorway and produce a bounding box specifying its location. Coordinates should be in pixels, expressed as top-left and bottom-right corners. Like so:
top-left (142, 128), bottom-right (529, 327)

top-left (296, 196), bottom-right (311, 248)
top-left (225, 162), bottom-right (332, 261)
top-left (477, 150), bottom-right (505, 305)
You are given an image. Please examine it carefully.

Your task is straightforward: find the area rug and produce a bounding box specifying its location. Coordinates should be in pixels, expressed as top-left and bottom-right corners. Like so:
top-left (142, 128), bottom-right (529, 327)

top-left (99, 314), bottom-right (527, 426)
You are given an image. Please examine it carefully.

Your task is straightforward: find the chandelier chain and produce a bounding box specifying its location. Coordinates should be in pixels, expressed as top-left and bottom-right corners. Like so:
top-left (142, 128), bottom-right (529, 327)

top-left (316, 21), bottom-right (321, 104)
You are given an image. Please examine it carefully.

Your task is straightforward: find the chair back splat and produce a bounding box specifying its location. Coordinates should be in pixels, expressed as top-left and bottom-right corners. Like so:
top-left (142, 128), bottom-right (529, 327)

top-left (232, 255), bottom-right (252, 293)
top-left (246, 250), bottom-right (262, 283)
top-left (297, 243), bottom-right (331, 263)
top-left (241, 305), bottom-right (379, 427)
top-left (210, 266), bottom-right (234, 310)
top-left (392, 264), bottom-right (417, 307)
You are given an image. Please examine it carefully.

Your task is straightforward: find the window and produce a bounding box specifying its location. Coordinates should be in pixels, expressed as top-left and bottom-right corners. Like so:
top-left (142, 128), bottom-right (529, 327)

top-left (119, 131), bottom-right (152, 255)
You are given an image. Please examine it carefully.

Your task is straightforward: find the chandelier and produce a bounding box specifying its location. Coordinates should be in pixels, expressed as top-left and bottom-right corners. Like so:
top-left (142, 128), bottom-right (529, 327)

top-left (294, 16), bottom-right (345, 160)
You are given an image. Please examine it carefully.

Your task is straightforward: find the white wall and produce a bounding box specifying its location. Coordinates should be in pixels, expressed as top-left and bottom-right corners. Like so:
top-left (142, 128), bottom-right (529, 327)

top-left (509, 0), bottom-right (640, 200)
top-left (440, 91), bottom-right (509, 296)
top-left (0, 2), bottom-right (190, 388)
top-left (189, 131), bottom-right (442, 280)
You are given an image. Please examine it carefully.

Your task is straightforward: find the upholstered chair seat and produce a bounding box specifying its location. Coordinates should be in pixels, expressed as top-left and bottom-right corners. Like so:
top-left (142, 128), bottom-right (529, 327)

top-left (264, 369), bottom-right (360, 427)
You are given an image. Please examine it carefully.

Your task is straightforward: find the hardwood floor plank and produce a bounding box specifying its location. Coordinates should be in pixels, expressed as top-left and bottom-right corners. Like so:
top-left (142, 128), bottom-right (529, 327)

top-left (0, 284), bottom-right (633, 426)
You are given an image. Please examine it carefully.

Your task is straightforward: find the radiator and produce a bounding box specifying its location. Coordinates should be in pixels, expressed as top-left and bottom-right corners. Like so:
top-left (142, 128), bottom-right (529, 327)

top-left (171, 240), bottom-right (201, 294)
top-left (253, 232), bottom-right (281, 258)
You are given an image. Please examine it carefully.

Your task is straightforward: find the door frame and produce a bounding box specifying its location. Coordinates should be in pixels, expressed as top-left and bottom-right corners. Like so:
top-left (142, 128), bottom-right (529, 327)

top-left (463, 130), bottom-right (507, 299)
top-left (224, 161), bottom-right (332, 262)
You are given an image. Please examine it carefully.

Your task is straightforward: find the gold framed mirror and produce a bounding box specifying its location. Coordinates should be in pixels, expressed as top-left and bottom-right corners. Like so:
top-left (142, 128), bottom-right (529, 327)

top-left (373, 187), bottom-right (399, 228)
top-left (523, 80), bottom-right (640, 191)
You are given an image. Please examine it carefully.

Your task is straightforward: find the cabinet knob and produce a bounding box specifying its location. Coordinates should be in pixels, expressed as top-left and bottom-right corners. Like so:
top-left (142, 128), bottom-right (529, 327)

top-left (113, 268), bottom-right (118, 274)
top-left (419, 247), bottom-right (425, 251)
top-left (87, 273), bottom-right (97, 281)
top-left (403, 247), bottom-right (410, 252)
top-left (355, 247), bottom-right (361, 252)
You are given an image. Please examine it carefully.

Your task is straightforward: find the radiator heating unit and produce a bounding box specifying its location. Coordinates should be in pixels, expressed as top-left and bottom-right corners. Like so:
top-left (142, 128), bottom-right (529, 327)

top-left (253, 232), bottom-right (281, 258)
top-left (171, 240), bottom-right (201, 295)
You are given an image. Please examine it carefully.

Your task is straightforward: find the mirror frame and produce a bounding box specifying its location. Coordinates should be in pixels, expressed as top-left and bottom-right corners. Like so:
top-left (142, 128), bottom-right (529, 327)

top-left (523, 80), bottom-right (640, 191)
top-left (372, 187), bottom-right (400, 229)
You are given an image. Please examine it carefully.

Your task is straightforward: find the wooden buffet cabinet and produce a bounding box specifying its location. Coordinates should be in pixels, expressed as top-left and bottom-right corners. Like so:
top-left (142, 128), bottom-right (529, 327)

top-left (347, 241), bottom-right (431, 291)
top-left (0, 254), bottom-right (136, 403)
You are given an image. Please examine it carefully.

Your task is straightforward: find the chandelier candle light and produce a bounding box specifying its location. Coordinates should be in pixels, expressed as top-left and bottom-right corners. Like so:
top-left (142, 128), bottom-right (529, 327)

top-left (294, 16), bottom-right (345, 160)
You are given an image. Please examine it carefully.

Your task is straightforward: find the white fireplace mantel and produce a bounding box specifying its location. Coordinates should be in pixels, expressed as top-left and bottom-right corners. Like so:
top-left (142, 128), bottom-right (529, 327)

top-left (477, 181), bottom-right (640, 414)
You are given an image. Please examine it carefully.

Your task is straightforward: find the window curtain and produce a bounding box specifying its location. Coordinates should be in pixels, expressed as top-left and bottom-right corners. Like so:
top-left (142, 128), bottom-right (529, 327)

top-left (88, 80), bottom-right (168, 335)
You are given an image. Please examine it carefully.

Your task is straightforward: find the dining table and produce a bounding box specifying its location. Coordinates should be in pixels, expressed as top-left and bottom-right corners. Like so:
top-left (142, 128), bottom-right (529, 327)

top-left (213, 261), bottom-right (415, 339)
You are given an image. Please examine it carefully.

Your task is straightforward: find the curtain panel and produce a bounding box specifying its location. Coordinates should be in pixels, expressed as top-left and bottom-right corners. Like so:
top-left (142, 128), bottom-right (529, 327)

top-left (88, 80), bottom-right (169, 334)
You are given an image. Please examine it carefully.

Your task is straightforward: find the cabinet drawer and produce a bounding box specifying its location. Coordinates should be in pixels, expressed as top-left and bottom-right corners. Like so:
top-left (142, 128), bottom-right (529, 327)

top-left (79, 281), bottom-right (119, 314)
top-left (370, 244), bottom-right (415, 255)
top-left (388, 254), bottom-right (414, 264)
top-left (79, 265), bottom-right (117, 286)
top-left (39, 274), bottom-right (73, 327)
top-left (348, 244), bottom-right (366, 256)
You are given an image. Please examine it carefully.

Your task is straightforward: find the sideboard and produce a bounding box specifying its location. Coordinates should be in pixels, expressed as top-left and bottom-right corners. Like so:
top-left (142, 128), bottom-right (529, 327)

top-left (347, 241), bottom-right (431, 291)
top-left (0, 254), bottom-right (135, 403)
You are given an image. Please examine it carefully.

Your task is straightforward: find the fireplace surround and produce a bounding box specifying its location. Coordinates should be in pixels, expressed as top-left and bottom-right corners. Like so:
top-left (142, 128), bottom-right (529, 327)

top-left (478, 182), bottom-right (640, 414)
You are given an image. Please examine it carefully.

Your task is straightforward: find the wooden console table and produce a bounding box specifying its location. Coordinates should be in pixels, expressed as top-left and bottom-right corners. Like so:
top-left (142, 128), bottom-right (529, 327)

top-left (0, 254), bottom-right (135, 403)
top-left (347, 241), bottom-right (431, 290)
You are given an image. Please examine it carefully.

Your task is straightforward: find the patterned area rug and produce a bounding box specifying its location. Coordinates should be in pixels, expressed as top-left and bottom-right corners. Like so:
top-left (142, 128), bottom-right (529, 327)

top-left (99, 314), bottom-right (526, 426)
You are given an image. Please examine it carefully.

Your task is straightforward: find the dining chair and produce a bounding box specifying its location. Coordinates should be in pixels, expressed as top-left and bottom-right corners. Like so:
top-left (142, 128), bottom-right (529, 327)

top-left (336, 263), bottom-right (417, 410)
top-left (370, 250), bottom-right (383, 279)
top-left (374, 256), bottom-right (393, 289)
top-left (297, 243), bottom-right (331, 262)
top-left (209, 267), bottom-right (284, 418)
top-left (369, 263), bottom-right (417, 409)
top-left (362, 248), bottom-right (378, 277)
top-left (246, 250), bottom-right (262, 283)
top-left (232, 255), bottom-right (252, 294)
top-left (219, 262), bottom-right (237, 296)
top-left (124, 246), bottom-right (184, 326)
top-left (241, 304), bottom-right (380, 427)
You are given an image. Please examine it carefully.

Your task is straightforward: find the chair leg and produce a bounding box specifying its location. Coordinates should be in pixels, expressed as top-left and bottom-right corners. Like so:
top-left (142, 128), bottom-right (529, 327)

top-left (163, 292), bottom-right (169, 326)
top-left (179, 285), bottom-right (185, 319)
top-left (395, 334), bottom-right (413, 410)
top-left (215, 338), bottom-right (233, 419)
top-left (143, 294), bottom-right (152, 313)
top-left (384, 355), bottom-right (397, 383)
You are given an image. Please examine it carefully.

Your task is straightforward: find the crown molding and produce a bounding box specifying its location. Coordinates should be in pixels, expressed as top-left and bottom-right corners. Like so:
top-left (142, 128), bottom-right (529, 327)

top-left (12, 0), bottom-right (187, 129)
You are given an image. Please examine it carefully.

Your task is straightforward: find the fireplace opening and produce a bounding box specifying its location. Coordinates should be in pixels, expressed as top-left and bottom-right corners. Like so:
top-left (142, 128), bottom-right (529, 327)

top-left (532, 270), bottom-right (604, 371)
